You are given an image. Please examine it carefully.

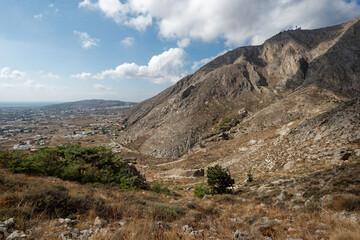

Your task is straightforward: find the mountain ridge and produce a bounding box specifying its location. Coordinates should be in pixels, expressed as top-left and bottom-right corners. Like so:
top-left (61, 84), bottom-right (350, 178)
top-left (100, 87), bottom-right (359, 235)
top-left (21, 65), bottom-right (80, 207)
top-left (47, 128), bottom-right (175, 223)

top-left (43, 99), bottom-right (136, 110)
top-left (120, 17), bottom-right (360, 160)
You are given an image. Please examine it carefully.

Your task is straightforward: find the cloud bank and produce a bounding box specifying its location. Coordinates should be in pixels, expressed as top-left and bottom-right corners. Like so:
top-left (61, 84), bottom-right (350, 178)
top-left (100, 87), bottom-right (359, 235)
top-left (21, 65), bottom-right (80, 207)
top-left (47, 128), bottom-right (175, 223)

top-left (79, 0), bottom-right (360, 46)
top-left (0, 67), bottom-right (26, 79)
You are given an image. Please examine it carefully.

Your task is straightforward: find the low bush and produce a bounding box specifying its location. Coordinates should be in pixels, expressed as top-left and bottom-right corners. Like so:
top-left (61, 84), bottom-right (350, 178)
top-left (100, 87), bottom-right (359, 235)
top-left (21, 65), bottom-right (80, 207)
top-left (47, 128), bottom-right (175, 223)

top-left (20, 185), bottom-right (94, 217)
top-left (194, 183), bottom-right (210, 198)
top-left (303, 186), bottom-right (322, 199)
top-left (151, 184), bottom-right (162, 193)
top-left (151, 184), bottom-right (171, 195)
top-left (150, 202), bottom-right (184, 221)
top-left (0, 144), bottom-right (148, 189)
top-left (247, 172), bottom-right (253, 182)
top-left (173, 186), bottom-right (183, 190)
top-left (330, 194), bottom-right (360, 212)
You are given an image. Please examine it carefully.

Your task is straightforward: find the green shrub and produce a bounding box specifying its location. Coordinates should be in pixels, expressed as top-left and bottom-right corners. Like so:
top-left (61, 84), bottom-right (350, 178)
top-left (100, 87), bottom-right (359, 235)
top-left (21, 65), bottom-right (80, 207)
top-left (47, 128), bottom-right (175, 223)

top-left (247, 172), bottom-right (253, 182)
top-left (161, 186), bottom-right (170, 195)
top-left (194, 183), bottom-right (210, 198)
top-left (152, 184), bottom-right (162, 193)
top-left (151, 184), bottom-right (171, 195)
top-left (0, 144), bottom-right (148, 190)
top-left (207, 165), bottom-right (234, 194)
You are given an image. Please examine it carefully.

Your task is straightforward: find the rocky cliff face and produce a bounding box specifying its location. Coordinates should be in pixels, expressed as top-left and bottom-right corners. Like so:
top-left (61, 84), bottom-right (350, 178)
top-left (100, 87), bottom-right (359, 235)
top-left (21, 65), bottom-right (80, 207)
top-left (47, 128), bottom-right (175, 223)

top-left (121, 17), bottom-right (360, 160)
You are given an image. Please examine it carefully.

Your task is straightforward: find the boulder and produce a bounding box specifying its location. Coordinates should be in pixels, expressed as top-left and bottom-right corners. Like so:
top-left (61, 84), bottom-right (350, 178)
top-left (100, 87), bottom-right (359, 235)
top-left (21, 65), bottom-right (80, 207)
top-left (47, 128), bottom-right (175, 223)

top-left (193, 169), bottom-right (205, 177)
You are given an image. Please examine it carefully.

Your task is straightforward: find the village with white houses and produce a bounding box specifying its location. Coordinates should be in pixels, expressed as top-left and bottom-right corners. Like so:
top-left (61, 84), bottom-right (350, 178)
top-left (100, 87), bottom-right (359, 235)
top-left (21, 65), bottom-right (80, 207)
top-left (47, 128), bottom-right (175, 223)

top-left (0, 105), bottom-right (129, 153)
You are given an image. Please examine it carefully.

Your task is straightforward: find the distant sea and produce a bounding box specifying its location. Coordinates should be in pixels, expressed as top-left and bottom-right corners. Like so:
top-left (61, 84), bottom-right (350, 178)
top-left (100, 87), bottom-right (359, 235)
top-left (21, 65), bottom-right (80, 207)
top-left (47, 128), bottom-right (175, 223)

top-left (0, 102), bottom-right (61, 108)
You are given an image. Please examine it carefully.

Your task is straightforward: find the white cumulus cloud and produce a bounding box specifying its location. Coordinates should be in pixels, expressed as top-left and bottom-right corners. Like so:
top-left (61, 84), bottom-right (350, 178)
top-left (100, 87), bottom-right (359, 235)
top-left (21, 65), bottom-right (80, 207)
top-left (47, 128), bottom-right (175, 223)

top-left (71, 72), bottom-right (93, 79)
top-left (72, 48), bottom-right (186, 84)
top-left (96, 48), bottom-right (186, 83)
top-left (0, 67), bottom-right (26, 79)
top-left (93, 83), bottom-right (111, 90)
top-left (177, 38), bottom-right (190, 48)
top-left (121, 37), bottom-right (135, 47)
top-left (80, 0), bottom-right (360, 46)
top-left (124, 14), bottom-right (152, 31)
top-left (43, 72), bottom-right (61, 79)
top-left (73, 31), bottom-right (99, 49)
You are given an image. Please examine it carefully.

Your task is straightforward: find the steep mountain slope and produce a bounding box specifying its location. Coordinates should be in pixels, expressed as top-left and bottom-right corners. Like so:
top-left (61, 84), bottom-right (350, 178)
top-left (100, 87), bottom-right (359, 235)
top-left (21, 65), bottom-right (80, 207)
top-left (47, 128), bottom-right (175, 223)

top-left (121, 17), bottom-right (360, 160)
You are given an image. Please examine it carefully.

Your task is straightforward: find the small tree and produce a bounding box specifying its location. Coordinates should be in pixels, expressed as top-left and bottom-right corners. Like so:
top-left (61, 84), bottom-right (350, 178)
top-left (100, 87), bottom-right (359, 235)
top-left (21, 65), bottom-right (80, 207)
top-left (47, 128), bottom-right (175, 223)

top-left (207, 165), bottom-right (234, 194)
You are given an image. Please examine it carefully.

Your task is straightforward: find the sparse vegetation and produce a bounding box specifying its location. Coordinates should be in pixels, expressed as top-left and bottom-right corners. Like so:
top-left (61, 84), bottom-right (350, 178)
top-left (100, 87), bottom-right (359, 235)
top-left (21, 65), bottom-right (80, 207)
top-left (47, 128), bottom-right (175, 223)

top-left (152, 184), bottom-right (171, 195)
top-left (247, 172), bottom-right (253, 182)
top-left (173, 185), bottom-right (183, 190)
top-left (207, 165), bottom-right (235, 194)
top-left (215, 117), bottom-right (240, 132)
top-left (194, 183), bottom-right (210, 198)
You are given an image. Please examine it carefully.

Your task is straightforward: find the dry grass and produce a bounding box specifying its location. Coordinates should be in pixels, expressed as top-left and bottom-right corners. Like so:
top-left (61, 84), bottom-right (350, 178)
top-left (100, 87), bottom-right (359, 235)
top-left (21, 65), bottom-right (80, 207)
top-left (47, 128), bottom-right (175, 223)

top-left (1, 167), bottom-right (360, 239)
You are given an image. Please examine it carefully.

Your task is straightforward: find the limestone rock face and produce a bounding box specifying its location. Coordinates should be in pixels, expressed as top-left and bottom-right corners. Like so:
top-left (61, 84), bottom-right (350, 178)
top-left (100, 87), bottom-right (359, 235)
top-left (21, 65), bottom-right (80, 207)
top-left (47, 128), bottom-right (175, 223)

top-left (121, 17), bottom-right (360, 159)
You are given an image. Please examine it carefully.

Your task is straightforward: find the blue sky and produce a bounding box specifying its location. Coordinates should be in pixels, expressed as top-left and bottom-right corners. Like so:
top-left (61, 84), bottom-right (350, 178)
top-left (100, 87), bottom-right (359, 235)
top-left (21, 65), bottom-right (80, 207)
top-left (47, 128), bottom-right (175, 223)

top-left (0, 0), bottom-right (359, 102)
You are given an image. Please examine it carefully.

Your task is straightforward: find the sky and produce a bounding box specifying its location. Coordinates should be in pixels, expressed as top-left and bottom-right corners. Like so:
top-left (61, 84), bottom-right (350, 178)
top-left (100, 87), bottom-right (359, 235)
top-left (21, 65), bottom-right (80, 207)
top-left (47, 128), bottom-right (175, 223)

top-left (0, 0), bottom-right (359, 102)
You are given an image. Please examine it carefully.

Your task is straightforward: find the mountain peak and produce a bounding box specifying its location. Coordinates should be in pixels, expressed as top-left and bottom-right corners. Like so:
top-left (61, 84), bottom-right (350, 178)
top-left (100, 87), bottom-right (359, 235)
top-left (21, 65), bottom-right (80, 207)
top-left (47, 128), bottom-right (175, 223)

top-left (121, 17), bottom-right (360, 159)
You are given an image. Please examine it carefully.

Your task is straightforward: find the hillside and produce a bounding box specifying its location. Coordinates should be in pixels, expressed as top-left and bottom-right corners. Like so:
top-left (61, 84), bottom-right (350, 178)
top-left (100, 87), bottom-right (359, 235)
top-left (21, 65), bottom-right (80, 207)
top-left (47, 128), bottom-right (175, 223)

top-left (43, 99), bottom-right (136, 111)
top-left (120, 17), bottom-right (360, 161)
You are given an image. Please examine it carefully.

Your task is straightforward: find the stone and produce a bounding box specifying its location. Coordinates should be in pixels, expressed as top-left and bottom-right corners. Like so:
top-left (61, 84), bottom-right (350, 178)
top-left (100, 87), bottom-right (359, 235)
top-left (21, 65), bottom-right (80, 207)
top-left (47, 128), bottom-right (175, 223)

top-left (182, 225), bottom-right (193, 233)
top-left (277, 191), bottom-right (286, 201)
top-left (283, 162), bottom-right (294, 170)
top-left (157, 221), bottom-right (171, 230)
top-left (254, 220), bottom-right (278, 233)
top-left (4, 218), bottom-right (14, 228)
top-left (193, 169), bottom-right (205, 177)
top-left (210, 226), bottom-right (217, 232)
top-left (293, 205), bottom-right (302, 211)
top-left (94, 217), bottom-right (104, 227)
top-left (6, 230), bottom-right (20, 240)
top-left (80, 230), bottom-right (91, 238)
top-left (316, 223), bottom-right (327, 229)
top-left (64, 218), bottom-right (71, 224)
top-left (234, 230), bottom-right (248, 238)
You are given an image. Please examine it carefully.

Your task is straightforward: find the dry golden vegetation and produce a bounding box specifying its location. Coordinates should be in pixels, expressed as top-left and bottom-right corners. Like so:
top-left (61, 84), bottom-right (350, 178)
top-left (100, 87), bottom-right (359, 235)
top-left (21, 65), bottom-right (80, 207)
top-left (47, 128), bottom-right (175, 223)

top-left (1, 158), bottom-right (360, 240)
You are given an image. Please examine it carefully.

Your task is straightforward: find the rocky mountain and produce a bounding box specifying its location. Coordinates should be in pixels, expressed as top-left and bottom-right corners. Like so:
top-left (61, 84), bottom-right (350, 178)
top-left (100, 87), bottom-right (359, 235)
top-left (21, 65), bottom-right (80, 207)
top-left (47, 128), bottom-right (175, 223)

top-left (121, 17), bottom-right (360, 163)
top-left (43, 99), bottom-right (136, 111)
